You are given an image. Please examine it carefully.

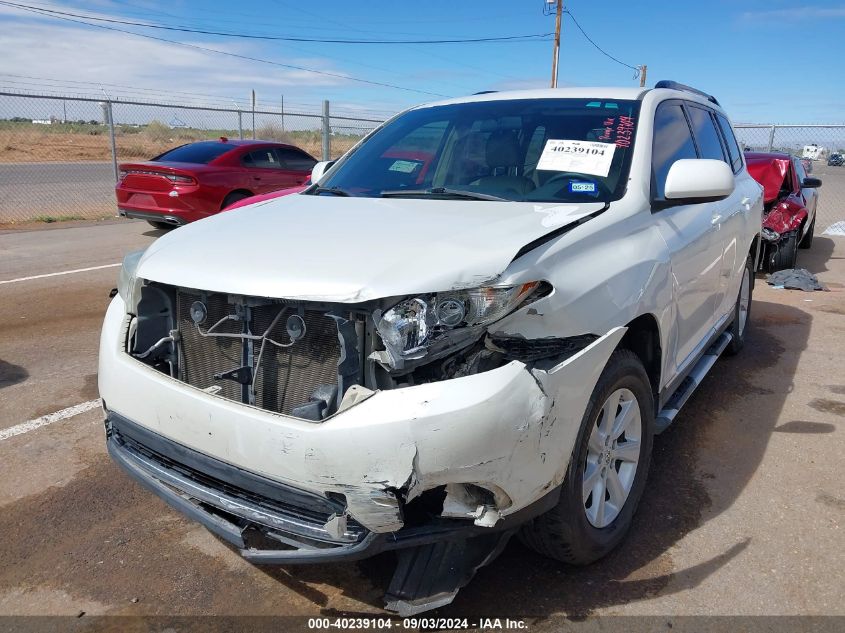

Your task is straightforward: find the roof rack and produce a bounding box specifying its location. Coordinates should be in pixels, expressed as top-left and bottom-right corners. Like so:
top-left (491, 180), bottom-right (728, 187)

top-left (654, 80), bottom-right (719, 106)
top-left (472, 90), bottom-right (498, 95)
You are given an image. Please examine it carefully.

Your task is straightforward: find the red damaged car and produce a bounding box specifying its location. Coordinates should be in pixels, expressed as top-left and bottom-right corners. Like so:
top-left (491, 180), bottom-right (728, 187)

top-left (116, 139), bottom-right (317, 228)
top-left (745, 152), bottom-right (821, 271)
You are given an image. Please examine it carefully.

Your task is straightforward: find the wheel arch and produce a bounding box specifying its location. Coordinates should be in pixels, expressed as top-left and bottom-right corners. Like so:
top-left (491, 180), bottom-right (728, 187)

top-left (221, 189), bottom-right (254, 210)
top-left (749, 232), bottom-right (762, 273)
top-left (617, 313), bottom-right (661, 405)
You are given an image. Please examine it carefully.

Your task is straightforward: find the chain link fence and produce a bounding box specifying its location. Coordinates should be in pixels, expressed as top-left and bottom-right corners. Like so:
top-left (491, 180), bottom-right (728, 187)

top-left (0, 91), bottom-right (382, 224)
top-left (735, 124), bottom-right (845, 235)
top-left (1, 91), bottom-right (843, 235)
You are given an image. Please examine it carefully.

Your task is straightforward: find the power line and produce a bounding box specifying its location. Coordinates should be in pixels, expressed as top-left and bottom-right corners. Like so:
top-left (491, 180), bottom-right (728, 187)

top-left (0, 1), bottom-right (451, 98)
top-left (563, 9), bottom-right (641, 75)
top-left (1, 1), bottom-right (553, 45)
top-left (267, 0), bottom-right (532, 87)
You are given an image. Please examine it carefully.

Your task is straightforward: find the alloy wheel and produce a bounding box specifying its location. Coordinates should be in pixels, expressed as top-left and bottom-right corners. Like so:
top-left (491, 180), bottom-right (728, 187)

top-left (583, 388), bottom-right (642, 528)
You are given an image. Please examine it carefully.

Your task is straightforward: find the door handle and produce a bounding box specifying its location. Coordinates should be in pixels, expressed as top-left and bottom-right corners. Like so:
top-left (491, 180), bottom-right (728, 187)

top-left (711, 214), bottom-right (722, 225)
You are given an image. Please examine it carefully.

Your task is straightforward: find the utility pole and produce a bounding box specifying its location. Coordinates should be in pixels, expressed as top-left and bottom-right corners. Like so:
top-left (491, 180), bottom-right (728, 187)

top-left (550, 0), bottom-right (563, 88)
top-left (639, 64), bottom-right (647, 88)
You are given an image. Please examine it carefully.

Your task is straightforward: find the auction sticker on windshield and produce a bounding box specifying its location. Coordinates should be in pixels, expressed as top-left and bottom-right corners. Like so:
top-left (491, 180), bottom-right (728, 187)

top-left (537, 140), bottom-right (615, 177)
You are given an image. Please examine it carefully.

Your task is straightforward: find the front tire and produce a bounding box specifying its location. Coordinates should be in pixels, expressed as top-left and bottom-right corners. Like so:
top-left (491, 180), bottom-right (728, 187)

top-left (769, 231), bottom-right (798, 271)
top-left (725, 255), bottom-right (753, 356)
top-left (520, 350), bottom-right (654, 565)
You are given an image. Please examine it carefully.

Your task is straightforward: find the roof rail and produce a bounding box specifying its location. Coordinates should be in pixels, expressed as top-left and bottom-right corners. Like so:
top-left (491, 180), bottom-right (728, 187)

top-left (473, 90), bottom-right (498, 95)
top-left (654, 80), bottom-right (719, 106)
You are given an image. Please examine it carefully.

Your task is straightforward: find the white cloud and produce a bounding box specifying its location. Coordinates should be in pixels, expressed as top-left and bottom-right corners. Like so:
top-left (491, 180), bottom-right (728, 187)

top-left (0, 12), bottom-right (356, 108)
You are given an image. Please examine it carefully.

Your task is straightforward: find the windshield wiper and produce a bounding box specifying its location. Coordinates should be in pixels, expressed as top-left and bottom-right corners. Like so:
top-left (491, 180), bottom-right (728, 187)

top-left (380, 187), bottom-right (507, 202)
top-left (309, 186), bottom-right (351, 197)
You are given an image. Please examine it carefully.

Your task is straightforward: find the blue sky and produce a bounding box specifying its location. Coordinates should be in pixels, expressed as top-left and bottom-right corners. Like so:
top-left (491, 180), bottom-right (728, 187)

top-left (1, 0), bottom-right (843, 122)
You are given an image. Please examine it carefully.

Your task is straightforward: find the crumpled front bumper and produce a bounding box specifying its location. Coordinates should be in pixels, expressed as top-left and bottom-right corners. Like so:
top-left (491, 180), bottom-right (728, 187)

top-left (99, 295), bottom-right (625, 544)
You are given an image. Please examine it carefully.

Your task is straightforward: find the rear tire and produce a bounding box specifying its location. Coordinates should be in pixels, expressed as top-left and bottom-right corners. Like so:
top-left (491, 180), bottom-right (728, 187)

top-left (222, 191), bottom-right (251, 209)
top-left (519, 350), bottom-right (654, 565)
top-left (725, 255), bottom-right (753, 356)
top-left (769, 231), bottom-right (798, 272)
top-left (799, 217), bottom-right (815, 249)
top-left (147, 220), bottom-right (175, 230)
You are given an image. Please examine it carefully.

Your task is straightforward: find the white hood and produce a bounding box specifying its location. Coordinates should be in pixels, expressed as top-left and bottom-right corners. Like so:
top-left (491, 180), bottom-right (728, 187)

top-left (137, 194), bottom-right (604, 302)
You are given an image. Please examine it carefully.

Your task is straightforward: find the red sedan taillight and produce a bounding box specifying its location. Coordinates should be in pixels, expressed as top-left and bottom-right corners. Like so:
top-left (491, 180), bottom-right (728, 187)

top-left (119, 169), bottom-right (197, 186)
top-left (164, 174), bottom-right (195, 184)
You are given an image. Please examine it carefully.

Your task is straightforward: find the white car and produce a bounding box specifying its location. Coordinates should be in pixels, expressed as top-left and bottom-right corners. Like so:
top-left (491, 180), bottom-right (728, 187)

top-left (99, 81), bottom-right (763, 615)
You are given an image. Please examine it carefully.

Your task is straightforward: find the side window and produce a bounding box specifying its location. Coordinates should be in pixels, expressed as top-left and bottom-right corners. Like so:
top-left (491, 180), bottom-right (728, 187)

top-left (275, 148), bottom-right (317, 172)
top-left (651, 103), bottom-right (698, 201)
top-left (687, 106), bottom-right (727, 162)
top-left (242, 149), bottom-right (280, 169)
top-left (715, 114), bottom-right (743, 173)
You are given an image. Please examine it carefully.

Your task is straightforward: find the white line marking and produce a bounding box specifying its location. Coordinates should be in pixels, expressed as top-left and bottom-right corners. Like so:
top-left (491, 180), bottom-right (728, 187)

top-left (0, 399), bottom-right (102, 442)
top-left (0, 263), bottom-right (120, 285)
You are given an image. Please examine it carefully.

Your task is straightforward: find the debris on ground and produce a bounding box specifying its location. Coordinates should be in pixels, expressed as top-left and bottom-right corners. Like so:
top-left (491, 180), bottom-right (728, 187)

top-left (766, 268), bottom-right (826, 292)
top-left (822, 220), bottom-right (845, 237)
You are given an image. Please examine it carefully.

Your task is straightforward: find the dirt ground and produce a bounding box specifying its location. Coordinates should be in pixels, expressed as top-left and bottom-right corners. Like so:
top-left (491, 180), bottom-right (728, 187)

top-left (0, 124), bottom-right (356, 164)
top-left (0, 221), bottom-right (843, 630)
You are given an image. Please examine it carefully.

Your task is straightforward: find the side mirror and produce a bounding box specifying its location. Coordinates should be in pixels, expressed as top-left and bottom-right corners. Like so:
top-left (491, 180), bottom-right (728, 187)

top-left (664, 159), bottom-right (735, 203)
top-left (310, 160), bottom-right (336, 185)
top-left (802, 176), bottom-right (822, 189)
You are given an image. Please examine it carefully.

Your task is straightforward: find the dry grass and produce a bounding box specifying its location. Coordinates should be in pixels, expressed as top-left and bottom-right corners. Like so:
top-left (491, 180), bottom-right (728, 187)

top-left (0, 120), bottom-right (365, 163)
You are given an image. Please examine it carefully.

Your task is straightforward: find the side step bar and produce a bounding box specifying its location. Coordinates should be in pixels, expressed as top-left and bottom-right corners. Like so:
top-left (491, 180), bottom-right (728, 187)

top-left (655, 331), bottom-right (732, 434)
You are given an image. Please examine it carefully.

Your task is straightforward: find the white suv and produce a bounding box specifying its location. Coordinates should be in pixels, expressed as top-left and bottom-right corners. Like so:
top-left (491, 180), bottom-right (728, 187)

top-left (100, 82), bottom-right (763, 614)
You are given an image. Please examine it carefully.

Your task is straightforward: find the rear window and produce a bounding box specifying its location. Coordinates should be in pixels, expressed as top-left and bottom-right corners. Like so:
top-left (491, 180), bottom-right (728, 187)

top-left (153, 142), bottom-right (234, 164)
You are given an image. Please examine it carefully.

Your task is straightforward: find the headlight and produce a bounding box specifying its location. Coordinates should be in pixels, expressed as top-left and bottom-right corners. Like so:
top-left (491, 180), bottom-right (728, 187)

top-left (761, 227), bottom-right (780, 242)
top-left (375, 282), bottom-right (545, 369)
top-left (117, 249), bottom-right (146, 311)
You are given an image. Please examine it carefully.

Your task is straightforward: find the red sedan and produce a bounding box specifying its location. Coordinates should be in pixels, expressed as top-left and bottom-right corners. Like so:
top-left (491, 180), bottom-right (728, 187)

top-left (745, 152), bottom-right (821, 271)
top-left (116, 138), bottom-right (317, 228)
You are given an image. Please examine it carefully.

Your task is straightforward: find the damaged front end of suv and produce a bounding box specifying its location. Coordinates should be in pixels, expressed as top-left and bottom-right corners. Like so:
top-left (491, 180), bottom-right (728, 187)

top-left (104, 239), bottom-right (621, 612)
top-left (100, 93), bottom-right (644, 614)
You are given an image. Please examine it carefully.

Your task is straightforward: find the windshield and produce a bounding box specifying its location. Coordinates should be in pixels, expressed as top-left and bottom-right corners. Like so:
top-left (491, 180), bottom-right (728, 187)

top-left (318, 98), bottom-right (640, 203)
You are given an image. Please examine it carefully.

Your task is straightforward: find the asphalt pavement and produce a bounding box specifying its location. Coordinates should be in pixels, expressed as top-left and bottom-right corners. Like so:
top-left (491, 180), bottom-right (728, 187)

top-left (0, 162), bottom-right (115, 222)
top-left (0, 220), bottom-right (844, 621)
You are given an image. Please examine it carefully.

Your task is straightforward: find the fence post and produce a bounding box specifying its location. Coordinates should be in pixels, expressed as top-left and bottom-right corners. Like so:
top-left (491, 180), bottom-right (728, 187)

top-left (322, 100), bottom-right (331, 161)
top-left (237, 109), bottom-right (243, 140)
top-left (106, 101), bottom-right (118, 182)
top-left (767, 125), bottom-right (776, 152)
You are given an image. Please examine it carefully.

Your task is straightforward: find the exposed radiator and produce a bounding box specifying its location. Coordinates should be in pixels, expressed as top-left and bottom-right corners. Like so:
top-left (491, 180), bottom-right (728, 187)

top-left (176, 290), bottom-right (341, 416)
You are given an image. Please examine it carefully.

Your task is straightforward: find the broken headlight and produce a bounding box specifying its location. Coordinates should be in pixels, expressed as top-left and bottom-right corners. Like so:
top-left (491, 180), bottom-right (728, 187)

top-left (761, 227), bottom-right (780, 242)
top-left (374, 282), bottom-right (546, 369)
top-left (117, 249), bottom-right (146, 312)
